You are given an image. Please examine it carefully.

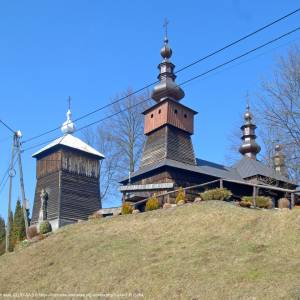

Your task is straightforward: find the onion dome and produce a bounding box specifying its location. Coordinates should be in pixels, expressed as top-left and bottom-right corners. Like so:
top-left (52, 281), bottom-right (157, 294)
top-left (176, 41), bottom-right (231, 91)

top-left (61, 109), bottom-right (75, 135)
top-left (151, 31), bottom-right (185, 102)
top-left (273, 144), bottom-right (287, 176)
top-left (239, 103), bottom-right (261, 160)
top-left (160, 37), bottom-right (172, 59)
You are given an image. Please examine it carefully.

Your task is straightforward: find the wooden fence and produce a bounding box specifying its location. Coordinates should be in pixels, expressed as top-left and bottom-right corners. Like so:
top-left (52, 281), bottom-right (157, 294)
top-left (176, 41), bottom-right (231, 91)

top-left (129, 178), bottom-right (297, 209)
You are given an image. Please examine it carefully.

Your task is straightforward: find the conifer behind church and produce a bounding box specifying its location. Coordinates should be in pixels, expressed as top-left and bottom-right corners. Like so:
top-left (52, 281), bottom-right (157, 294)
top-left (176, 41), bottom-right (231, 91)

top-left (0, 216), bottom-right (5, 255)
top-left (12, 200), bottom-right (26, 246)
top-left (8, 211), bottom-right (14, 252)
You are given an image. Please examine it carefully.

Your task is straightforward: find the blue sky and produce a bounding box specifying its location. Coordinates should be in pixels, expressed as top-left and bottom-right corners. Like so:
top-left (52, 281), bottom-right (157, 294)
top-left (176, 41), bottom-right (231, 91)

top-left (0, 1), bottom-right (300, 220)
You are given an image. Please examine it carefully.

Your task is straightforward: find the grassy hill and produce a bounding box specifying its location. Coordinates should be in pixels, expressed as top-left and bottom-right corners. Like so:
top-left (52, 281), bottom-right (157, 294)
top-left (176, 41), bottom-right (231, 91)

top-left (0, 201), bottom-right (300, 299)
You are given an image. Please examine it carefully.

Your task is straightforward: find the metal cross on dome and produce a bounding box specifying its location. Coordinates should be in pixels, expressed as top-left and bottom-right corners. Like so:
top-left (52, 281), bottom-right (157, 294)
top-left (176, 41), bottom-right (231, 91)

top-left (163, 18), bottom-right (169, 40)
top-left (68, 96), bottom-right (71, 110)
top-left (246, 92), bottom-right (250, 110)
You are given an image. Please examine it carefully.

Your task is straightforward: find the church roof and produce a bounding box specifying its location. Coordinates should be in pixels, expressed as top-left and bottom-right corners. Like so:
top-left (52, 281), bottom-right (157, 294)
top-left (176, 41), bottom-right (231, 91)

top-left (32, 134), bottom-right (105, 159)
top-left (121, 156), bottom-right (296, 187)
top-left (233, 156), bottom-right (293, 184)
top-left (121, 158), bottom-right (241, 183)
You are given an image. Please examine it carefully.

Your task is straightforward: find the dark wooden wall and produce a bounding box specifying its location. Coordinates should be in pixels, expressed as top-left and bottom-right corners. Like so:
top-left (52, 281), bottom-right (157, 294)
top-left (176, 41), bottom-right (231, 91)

top-left (60, 171), bottom-right (100, 221)
top-left (32, 171), bottom-right (60, 223)
top-left (36, 151), bottom-right (62, 179)
top-left (126, 166), bottom-right (289, 204)
top-left (32, 146), bottom-right (101, 225)
top-left (140, 126), bottom-right (196, 168)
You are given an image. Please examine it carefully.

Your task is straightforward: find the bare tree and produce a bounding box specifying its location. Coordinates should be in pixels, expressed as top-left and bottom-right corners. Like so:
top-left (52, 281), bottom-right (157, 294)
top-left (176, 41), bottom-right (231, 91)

top-left (82, 126), bottom-right (120, 206)
top-left (226, 46), bottom-right (300, 183)
top-left (108, 88), bottom-right (151, 174)
top-left (82, 88), bottom-right (151, 205)
top-left (256, 45), bottom-right (300, 183)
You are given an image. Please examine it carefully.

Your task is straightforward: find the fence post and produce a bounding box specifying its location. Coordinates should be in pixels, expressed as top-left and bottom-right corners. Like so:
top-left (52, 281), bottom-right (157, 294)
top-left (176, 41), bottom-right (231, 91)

top-left (291, 193), bottom-right (295, 209)
top-left (220, 179), bottom-right (223, 189)
top-left (252, 186), bottom-right (257, 208)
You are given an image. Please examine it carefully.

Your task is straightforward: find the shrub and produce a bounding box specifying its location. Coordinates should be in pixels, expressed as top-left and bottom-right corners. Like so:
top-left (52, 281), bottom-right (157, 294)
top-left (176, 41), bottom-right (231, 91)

top-left (278, 198), bottom-right (290, 209)
top-left (200, 188), bottom-right (232, 201)
top-left (146, 194), bottom-right (160, 211)
top-left (39, 221), bottom-right (52, 234)
top-left (122, 202), bottom-right (133, 215)
top-left (242, 196), bottom-right (273, 209)
top-left (19, 239), bottom-right (30, 249)
top-left (176, 187), bottom-right (186, 204)
top-left (239, 200), bottom-right (252, 208)
top-left (27, 225), bottom-right (38, 239)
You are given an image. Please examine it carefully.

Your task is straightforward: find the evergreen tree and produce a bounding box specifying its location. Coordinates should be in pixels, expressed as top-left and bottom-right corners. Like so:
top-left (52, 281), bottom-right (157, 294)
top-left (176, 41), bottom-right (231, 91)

top-left (12, 200), bottom-right (26, 246)
top-left (0, 216), bottom-right (5, 255)
top-left (8, 210), bottom-right (14, 252)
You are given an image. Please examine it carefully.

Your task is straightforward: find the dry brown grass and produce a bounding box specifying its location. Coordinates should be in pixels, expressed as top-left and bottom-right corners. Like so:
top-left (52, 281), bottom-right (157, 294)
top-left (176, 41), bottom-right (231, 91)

top-left (0, 201), bottom-right (300, 300)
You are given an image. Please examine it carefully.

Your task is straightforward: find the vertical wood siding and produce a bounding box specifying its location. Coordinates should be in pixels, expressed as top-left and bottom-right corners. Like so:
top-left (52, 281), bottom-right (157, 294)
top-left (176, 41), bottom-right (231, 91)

top-left (144, 101), bottom-right (194, 135)
top-left (32, 146), bottom-right (101, 226)
top-left (59, 171), bottom-right (100, 220)
top-left (61, 150), bottom-right (99, 178)
top-left (32, 171), bottom-right (60, 223)
top-left (140, 126), bottom-right (196, 168)
top-left (36, 151), bottom-right (62, 179)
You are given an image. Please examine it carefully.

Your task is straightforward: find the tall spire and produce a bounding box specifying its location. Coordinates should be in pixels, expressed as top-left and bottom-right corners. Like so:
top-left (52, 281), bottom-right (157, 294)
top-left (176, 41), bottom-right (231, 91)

top-left (273, 144), bottom-right (287, 176)
top-left (61, 96), bottom-right (75, 135)
top-left (239, 99), bottom-right (261, 160)
top-left (151, 20), bottom-right (185, 102)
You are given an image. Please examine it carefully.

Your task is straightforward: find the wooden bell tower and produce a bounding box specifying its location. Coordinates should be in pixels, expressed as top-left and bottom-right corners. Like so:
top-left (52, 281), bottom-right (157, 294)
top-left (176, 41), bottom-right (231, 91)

top-left (31, 108), bottom-right (104, 230)
top-left (141, 99), bottom-right (197, 168)
top-left (140, 28), bottom-right (197, 169)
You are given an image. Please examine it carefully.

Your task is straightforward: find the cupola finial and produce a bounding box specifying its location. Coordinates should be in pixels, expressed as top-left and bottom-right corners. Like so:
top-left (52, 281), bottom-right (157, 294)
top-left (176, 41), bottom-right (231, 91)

top-left (151, 20), bottom-right (185, 102)
top-left (163, 18), bottom-right (169, 42)
top-left (239, 97), bottom-right (261, 159)
top-left (61, 96), bottom-right (75, 135)
top-left (273, 143), bottom-right (287, 176)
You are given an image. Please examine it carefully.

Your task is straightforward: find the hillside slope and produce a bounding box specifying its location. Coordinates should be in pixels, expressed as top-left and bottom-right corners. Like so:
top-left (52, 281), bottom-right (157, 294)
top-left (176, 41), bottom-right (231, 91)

top-left (0, 201), bottom-right (300, 299)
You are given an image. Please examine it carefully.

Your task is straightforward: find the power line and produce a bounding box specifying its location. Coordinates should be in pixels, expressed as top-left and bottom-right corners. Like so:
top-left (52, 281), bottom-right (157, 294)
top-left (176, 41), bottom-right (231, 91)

top-left (0, 157), bottom-right (17, 195)
top-left (0, 174), bottom-right (9, 196)
top-left (22, 26), bottom-right (300, 153)
top-left (179, 26), bottom-right (300, 87)
top-left (0, 119), bottom-right (15, 134)
top-left (22, 7), bottom-right (300, 145)
top-left (176, 7), bottom-right (300, 74)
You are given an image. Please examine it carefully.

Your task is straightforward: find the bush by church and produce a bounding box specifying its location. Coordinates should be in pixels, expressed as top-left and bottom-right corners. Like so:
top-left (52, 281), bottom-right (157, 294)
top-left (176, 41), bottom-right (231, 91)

top-left (200, 188), bottom-right (232, 201)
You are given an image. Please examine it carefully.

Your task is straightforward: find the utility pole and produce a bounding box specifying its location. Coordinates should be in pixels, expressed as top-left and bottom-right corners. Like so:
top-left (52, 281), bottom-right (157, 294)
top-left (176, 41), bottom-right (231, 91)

top-left (16, 131), bottom-right (29, 239)
top-left (6, 134), bottom-right (16, 253)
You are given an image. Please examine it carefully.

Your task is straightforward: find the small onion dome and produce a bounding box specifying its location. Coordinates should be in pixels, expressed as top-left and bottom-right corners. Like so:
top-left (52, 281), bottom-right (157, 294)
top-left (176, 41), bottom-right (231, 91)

top-left (160, 38), bottom-right (172, 59)
top-left (151, 78), bottom-right (184, 102)
top-left (61, 109), bottom-right (75, 135)
top-left (244, 106), bottom-right (253, 123)
top-left (239, 141), bottom-right (261, 157)
top-left (239, 103), bottom-right (261, 159)
top-left (275, 144), bottom-right (282, 152)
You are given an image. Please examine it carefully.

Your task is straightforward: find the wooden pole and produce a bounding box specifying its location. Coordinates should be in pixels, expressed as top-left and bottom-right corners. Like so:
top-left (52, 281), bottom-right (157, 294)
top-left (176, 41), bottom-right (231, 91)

top-left (6, 134), bottom-right (16, 253)
top-left (220, 179), bottom-right (223, 189)
top-left (16, 133), bottom-right (29, 239)
top-left (291, 193), bottom-right (295, 209)
top-left (252, 186), bottom-right (257, 208)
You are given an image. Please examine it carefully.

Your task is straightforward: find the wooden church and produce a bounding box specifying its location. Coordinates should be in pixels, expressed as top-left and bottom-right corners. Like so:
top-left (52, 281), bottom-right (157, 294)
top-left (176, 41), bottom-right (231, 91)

top-left (31, 108), bottom-right (104, 230)
top-left (120, 31), bottom-right (297, 208)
